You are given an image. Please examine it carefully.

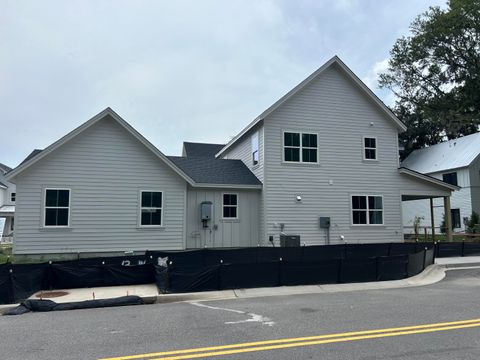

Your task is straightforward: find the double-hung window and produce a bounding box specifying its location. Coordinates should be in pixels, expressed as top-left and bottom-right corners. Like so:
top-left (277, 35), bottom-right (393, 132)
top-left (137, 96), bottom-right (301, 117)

top-left (251, 132), bottom-right (259, 166)
top-left (363, 137), bottom-right (377, 160)
top-left (140, 191), bottom-right (163, 226)
top-left (44, 189), bottom-right (70, 227)
top-left (11, 193), bottom-right (16, 202)
top-left (352, 195), bottom-right (383, 225)
top-left (223, 194), bottom-right (238, 219)
top-left (283, 132), bottom-right (318, 163)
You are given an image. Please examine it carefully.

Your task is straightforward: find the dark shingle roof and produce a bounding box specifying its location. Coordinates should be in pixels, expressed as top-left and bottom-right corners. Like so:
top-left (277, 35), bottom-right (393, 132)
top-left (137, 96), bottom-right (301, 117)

top-left (183, 142), bottom-right (225, 158)
top-left (168, 156), bottom-right (262, 186)
top-left (20, 149), bottom-right (43, 165)
top-left (0, 163), bottom-right (12, 174)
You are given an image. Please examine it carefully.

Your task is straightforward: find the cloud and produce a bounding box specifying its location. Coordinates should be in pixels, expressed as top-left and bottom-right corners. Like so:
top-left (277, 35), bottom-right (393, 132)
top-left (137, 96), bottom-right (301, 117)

top-left (0, 0), bottom-right (446, 166)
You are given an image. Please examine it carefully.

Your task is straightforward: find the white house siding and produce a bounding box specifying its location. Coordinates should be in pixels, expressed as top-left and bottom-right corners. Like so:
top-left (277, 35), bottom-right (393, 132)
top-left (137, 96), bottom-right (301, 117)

top-left (13, 116), bottom-right (187, 255)
top-left (185, 187), bottom-right (260, 248)
top-left (262, 63), bottom-right (450, 245)
top-left (402, 168), bottom-right (472, 233)
top-left (470, 156), bottom-right (480, 214)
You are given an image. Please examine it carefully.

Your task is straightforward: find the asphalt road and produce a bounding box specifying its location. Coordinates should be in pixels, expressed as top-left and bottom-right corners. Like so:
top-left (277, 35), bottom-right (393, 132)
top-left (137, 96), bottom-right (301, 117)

top-left (2, 268), bottom-right (480, 360)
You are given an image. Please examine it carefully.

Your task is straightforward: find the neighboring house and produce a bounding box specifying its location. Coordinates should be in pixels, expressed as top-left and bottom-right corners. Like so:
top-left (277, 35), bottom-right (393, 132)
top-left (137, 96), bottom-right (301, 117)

top-left (6, 56), bottom-right (458, 257)
top-left (401, 132), bottom-right (480, 234)
top-left (0, 162), bottom-right (16, 241)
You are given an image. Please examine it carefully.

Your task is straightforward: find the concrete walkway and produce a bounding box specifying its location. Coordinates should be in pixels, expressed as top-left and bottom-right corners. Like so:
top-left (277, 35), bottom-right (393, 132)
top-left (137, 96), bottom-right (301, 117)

top-left (1, 256), bottom-right (480, 314)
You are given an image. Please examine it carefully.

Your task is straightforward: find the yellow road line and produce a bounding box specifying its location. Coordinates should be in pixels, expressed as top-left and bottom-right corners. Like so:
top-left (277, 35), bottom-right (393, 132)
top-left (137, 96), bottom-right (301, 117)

top-left (99, 318), bottom-right (480, 360)
top-left (151, 322), bottom-right (480, 360)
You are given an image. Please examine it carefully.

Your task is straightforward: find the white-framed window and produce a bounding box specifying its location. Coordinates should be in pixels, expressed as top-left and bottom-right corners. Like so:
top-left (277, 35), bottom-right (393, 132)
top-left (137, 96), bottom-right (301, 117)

top-left (140, 191), bottom-right (163, 226)
top-left (222, 193), bottom-right (238, 219)
top-left (283, 131), bottom-right (318, 163)
top-left (44, 188), bottom-right (70, 227)
top-left (363, 137), bottom-right (377, 160)
top-left (351, 195), bottom-right (383, 225)
top-left (252, 131), bottom-right (259, 166)
top-left (11, 193), bottom-right (16, 202)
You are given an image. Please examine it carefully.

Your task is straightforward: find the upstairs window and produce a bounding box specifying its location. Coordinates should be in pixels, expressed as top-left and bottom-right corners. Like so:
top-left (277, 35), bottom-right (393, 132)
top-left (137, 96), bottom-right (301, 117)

top-left (442, 172), bottom-right (458, 186)
top-left (223, 194), bottom-right (238, 219)
top-left (352, 195), bottom-right (383, 225)
top-left (251, 132), bottom-right (259, 166)
top-left (44, 189), bottom-right (70, 227)
top-left (11, 193), bottom-right (16, 202)
top-left (363, 137), bottom-right (377, 160)
top-left (284, 132), bottom-right (318, 163)
top-left (140, 191), bottom-right (163, 226)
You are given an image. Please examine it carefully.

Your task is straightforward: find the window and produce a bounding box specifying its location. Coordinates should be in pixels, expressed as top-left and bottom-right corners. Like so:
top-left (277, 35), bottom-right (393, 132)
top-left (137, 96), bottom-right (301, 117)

top-left (140, 191), bottom-right (163, 226)
top-left (11, 193), bottom-right (16, 202)
top-left (252, 132), bottom-right (259, 166)
top-left (44, 189), bottom-right (70, 227)
top-left (10, 217), bottom-right (14, 231)
top-left (442, 172), bottom-right (458, 186)
top-left (451, 209), bottom-right (461, 229)
top-left (363, 137), bottom-right (377, 160)
top-left (352, 195), bottom-right (383, 225)
top-left (283, 132), bottom-right (318, 163)
top-left (223, 194), bottom-right (238, 218)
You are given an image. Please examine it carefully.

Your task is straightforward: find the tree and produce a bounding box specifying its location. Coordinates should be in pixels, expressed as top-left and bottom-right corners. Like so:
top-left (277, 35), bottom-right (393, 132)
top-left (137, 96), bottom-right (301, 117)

top-left (466, 211), bottom-right (480, 233)
top-left (379, 0), bottom-right (480, 158)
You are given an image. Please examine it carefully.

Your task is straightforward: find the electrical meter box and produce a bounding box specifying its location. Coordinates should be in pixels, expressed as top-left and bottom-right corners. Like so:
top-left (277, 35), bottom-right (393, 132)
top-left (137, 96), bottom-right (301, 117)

top-left (200, 201), bottom-right (213, 221)
top-left (319, 217), bottom-right (331, 229)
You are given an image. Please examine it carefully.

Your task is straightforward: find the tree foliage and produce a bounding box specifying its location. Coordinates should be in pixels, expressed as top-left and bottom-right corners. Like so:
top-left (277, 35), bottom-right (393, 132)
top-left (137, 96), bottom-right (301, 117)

top-left (379, 0), bottom-right (480, 158)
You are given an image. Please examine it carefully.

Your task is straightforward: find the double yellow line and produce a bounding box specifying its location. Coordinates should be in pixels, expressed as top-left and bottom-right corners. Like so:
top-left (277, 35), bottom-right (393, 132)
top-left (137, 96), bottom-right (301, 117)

top-left (100, 318), bottom-right (480, 360)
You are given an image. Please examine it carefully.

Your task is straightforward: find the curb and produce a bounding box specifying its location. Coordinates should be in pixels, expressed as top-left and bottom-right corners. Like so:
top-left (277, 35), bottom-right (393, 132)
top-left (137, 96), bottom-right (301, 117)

top-left (151, 264), bottom-right (450, 305)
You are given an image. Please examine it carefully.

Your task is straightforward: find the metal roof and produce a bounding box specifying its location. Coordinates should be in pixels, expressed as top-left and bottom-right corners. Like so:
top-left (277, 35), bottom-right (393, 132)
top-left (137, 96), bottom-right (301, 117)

top-left (183, 142), bottom-right (225, 158)
top-left (401, 132), bottom-right (480, 174)
top-left (167, 156), bottom-right (262, 187)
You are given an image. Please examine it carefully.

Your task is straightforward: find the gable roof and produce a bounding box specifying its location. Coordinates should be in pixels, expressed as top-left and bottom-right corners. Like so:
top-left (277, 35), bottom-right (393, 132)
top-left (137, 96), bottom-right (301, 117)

top-left (5, 108), bottom-right (196, 185)
top-left (216, 55), bottom-right (407, 157)
top-left (183, 142), bottom-right (225, 158)
top-left (0, 163), bottom-right (12, 174)
top-left (168, 156), bottom-right (262, 187)
top-left (401, 132), bottom-right (480, 174)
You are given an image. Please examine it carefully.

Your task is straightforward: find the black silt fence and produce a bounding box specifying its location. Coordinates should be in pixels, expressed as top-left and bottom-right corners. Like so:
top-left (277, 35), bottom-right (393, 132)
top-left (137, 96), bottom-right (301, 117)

top-left (154, 248), bottom-right (436, 294)
top-left (0, 242), bottom-right (458, 305)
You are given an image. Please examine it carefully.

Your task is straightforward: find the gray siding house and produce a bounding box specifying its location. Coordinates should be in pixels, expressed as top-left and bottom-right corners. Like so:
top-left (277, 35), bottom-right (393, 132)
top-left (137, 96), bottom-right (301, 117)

top-left (6, 56), bottom-right (458, 257)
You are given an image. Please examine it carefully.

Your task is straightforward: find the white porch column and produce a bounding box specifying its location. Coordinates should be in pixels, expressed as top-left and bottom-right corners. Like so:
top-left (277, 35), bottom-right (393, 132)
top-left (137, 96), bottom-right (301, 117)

top-left (443, 196), bottom-right (453, 242)
top-left (430, 198), bottom-right (435, 242)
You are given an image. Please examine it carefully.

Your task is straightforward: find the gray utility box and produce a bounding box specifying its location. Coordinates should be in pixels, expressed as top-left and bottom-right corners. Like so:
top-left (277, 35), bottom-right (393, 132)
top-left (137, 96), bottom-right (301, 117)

top-left (200, 201), bottom-right (213, 220)
top-left (319, 217), bottom-right (331, 229)
top-left (280, 234), bottom-right (301, 247)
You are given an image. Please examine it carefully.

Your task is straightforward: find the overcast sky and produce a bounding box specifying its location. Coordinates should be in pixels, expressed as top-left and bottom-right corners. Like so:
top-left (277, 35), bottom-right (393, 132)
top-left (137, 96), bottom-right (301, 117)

top-left (1, 0), bottom-right (446, 167)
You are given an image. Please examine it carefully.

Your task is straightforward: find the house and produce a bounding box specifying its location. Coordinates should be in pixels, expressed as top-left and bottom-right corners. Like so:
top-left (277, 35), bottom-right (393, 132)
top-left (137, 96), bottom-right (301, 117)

top-left (6, 56), bottom-right (459, 258)
top-left (0, 162), bottom-right (16, 242)
top-left (401, 132), bottom-right (480, 234)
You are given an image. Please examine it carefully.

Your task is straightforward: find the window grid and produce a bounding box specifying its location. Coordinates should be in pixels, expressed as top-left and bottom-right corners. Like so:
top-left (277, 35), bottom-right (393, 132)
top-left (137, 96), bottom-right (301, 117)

top-left (351, 195), bottom-right (383, 225)
top-left (283, 131), bottom-right (318, 163)
top-left (223, 193), bottom-right (238, 219)
top-left (44, 189), bottom-right (70, 227)
top-left (140, 191), bottom-right (163, 226)
top-left (363, 137), bottom-right (377, 160)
